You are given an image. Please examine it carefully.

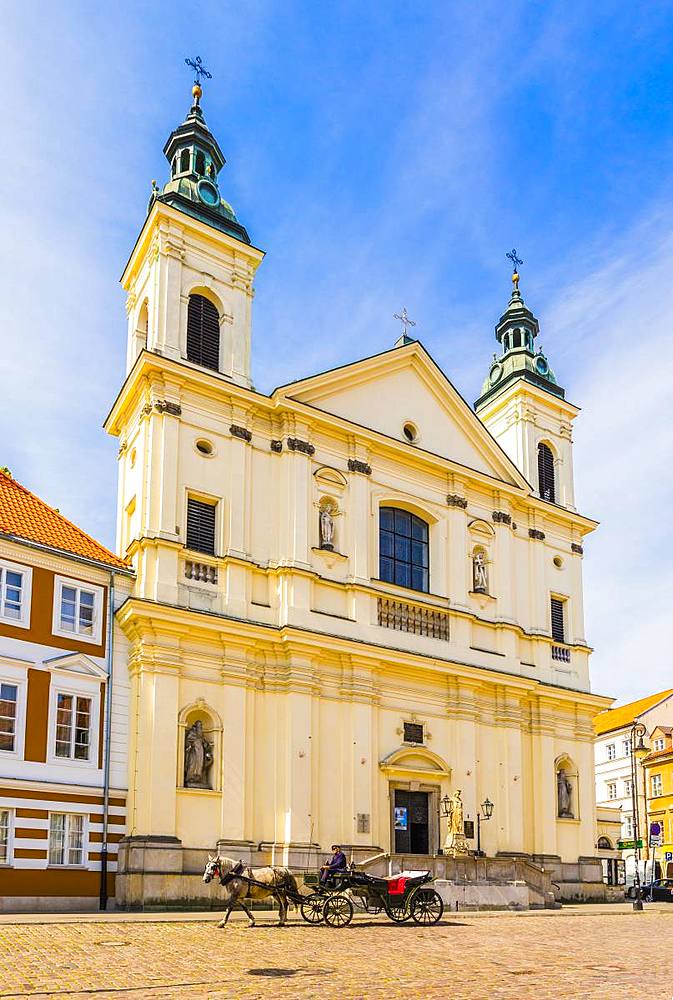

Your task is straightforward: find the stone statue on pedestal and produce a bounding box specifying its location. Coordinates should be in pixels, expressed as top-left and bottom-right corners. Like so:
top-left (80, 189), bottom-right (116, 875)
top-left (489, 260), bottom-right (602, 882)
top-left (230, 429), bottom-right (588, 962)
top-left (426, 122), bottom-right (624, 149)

top-left (557, 768), bottom-right (573, 818)
top-left (473, 550), bottom-right (488, 593)
top-left (184, 720), bottom-right (214, 788)
top-left (319, 507), bottom-right (335, 550)
top-left (444, 788), bottom-right (469, 856)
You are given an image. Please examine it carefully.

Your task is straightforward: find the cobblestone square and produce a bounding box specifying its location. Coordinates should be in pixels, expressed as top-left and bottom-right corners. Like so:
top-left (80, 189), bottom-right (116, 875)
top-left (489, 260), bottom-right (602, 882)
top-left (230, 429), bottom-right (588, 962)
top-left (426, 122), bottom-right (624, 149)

top-left (0, 907), bottom-right (672, 1000)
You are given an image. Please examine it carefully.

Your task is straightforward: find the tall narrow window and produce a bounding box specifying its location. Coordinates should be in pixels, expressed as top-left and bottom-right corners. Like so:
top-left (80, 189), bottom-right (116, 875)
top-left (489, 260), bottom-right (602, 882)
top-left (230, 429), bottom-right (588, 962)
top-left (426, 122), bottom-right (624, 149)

top-left (379, 507), bottom-right (429, 593)
top-left (186, 294), bottom-right (220, 371)
top-left (538, 443), bottom-right (555, 502)
top-left (195, 150), bottom-right (206, 175)
top-left (54, 693), bottom-right (92, 761)
top-left (186, 498), bottom-right (217, 556)
top-left (0, 683), bottom-right (18, 752)
top-left (180, 149), bottom-right (190, 173)
top-left (550, 597), bottom-right (565, 643)
top-left (652, 774), bottom-right (663, 797)
top-left (0, 562), bottom-right (30, 625)
top-left (49, 813), bottom-right (84, 866)
top-left (0, 809), bottom-right (10, 863)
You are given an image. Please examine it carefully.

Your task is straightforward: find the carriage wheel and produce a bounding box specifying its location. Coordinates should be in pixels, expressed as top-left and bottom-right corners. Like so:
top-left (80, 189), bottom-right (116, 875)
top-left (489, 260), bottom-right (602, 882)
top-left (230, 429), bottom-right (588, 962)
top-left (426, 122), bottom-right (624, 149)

top-left (300, 893), bottom-right (325, 924)
top-left (323, 893), bottom-right (354, 927)
top-left (385, 897), bottom-right (411, 922)
top-left (410, 888), bottom-right (444, 925)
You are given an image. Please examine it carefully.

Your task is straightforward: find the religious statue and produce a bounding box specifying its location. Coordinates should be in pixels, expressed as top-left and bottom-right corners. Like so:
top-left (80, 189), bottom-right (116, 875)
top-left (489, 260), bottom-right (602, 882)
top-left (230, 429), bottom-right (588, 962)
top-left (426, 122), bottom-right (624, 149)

top-left (184, 720), bottom-right (214, 788)
top-left (448, 789), bottom-right (464, 835)
top-left (557, 768), bottom-right (573, 818)
top-left (473, 550), bottom-right (488, 593)
top-left (319, 507), bottom-right (335, 550)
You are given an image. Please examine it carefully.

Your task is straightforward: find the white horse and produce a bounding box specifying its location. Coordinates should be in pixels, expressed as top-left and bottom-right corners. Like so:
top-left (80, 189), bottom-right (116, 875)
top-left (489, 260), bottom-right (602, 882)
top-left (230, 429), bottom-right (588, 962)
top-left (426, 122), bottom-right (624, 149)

top-left (202, 854), bottom-right (299, 927)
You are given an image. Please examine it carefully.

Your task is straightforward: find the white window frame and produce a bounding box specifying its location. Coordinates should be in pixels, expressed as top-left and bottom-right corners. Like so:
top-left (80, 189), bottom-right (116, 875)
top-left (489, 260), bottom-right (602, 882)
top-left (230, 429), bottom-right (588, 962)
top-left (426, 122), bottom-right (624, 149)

top-left (48, 811), bottom-right (87, 867)
top-left (0, 559), bottom-right (32, 629)
top-left (0, 662), bottom-right (27, 759)
top-left (48, 681), bottom-right (99, 768)
top-left (52, 575), bottom-right (104, 646)
top-left (623, 814), bottom-right (634, 838)
top-left (654, 738), bottom-right (665, 752)
top-left (607, 781), bottom-right (617, 800)
top-left (652, 774), bottom-right (663, 797)
top-left (0, 807), bottom-right (14, 865)
top-left (624, 778), bottom-right (632, 797)
top-left (606, 743), bottom-right (616, 761)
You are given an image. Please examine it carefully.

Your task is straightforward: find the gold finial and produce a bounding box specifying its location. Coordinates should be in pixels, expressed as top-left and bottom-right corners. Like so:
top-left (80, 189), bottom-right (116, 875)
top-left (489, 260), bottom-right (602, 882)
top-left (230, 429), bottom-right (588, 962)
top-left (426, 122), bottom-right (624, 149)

top-left (192, 83), bottom-right (202, 105)
top-left (512, 271), bottom-right (520, 290)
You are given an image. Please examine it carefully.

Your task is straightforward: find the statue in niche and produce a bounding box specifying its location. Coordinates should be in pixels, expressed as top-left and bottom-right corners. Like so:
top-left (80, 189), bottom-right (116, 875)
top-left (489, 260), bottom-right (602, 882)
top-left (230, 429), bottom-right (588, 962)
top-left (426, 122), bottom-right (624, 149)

top-left (184, 720), bottom-right (214, 788)
top-left (473, 550), bottom-right (488, 593)
top-left (319, 506), bottom-right (335, 551)
top-left (557, 768), bottom-right (574, 818)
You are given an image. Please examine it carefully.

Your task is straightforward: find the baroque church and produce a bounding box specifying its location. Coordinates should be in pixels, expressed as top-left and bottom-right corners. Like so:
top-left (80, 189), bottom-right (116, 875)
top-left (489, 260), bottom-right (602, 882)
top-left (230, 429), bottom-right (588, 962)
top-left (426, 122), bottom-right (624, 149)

top-left (106, 78), bottom-right (611, 906)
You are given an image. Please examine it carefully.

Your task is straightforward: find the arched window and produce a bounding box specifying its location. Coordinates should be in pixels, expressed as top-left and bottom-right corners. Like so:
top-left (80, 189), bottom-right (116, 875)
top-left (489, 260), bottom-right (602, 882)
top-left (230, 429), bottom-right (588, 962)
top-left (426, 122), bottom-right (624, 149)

top-left (180, 149), bottom-right (191, 173)
top-left (512, 329), bottom-right (521, 348)
top-left (195, 150), bottom-right (206, 175)
top-left (537, 442), bottom-right (555, 503)
top-left (186, 294), bottom-right (220, 371)
top-left (597, 836), bottom-right (612, 850)
top-left (379, 507), bottom-right (429, 593)
top-left (172, 156), bottom-right (177, 177)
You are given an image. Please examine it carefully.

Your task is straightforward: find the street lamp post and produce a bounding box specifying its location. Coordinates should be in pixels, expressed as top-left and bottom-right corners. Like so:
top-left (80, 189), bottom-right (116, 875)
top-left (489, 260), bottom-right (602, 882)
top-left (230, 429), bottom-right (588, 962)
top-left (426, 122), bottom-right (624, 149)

top-left (629, 722), bottom-right (647, 911)
top-left (476, 798), bottom-right (494, 857)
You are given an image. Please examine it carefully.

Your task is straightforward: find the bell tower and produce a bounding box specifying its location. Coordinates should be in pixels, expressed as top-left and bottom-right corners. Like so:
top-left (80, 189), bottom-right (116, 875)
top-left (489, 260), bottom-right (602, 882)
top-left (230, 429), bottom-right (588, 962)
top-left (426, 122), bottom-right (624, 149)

top-left (475, 255), bottom-right (579, 510)
top-left (122, 66), bottom-right (264, 387)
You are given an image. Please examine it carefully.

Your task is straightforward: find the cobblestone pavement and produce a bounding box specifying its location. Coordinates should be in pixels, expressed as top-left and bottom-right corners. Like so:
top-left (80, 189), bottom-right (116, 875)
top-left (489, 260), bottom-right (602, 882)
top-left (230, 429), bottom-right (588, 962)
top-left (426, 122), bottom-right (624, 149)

top-left (1, 909), bottom-right (672, 1000)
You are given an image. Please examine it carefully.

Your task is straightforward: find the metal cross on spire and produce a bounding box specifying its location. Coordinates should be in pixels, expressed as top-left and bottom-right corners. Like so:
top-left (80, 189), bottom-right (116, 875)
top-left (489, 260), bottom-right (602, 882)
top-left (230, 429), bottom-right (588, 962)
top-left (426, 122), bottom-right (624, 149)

top-left (185, 55), bottom-right (212, 87)
top-left (506, 249), bottom-right (524, 291)
top-left (394, 307), bottom-right (416, 338)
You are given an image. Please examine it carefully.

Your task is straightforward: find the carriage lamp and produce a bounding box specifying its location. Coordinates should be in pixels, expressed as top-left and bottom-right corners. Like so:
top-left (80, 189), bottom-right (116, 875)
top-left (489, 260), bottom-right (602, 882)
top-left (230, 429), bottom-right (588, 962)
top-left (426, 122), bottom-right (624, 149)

top-left (440, 794), bottom-right (451, 817)
top-left (476, 797), bottom-right (494, 857)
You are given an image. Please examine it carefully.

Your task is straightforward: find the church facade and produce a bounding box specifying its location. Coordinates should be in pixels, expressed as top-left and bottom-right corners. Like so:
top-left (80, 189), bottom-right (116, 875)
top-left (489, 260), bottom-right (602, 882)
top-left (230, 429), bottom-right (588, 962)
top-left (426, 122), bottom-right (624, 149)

top-left (106, 81), bottom-right (611, 906)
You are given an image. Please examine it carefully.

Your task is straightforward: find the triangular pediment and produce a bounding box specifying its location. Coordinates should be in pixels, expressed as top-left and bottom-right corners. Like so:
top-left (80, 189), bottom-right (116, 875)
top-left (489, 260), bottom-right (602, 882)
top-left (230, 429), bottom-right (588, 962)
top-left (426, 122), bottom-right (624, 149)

top-left (275, 342), bottom-right (528, 488)
top-left (44, 652), bottom-right (107, 679)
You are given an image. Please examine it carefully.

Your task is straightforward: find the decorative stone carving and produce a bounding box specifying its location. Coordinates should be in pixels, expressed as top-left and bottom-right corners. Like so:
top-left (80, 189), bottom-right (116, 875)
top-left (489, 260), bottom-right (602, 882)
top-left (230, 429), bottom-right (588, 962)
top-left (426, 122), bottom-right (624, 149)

top-left (184, 720), bottom-right (214, 789)
top-left (557, 768), bottom-right (574, 818)
top-left (319, 506), bottom-right (335, 551)
top-left (472, 550), bottom-right (488, 593)
top-left (141, 403), bottom-right (153, 417)
top-left (377, 598), bottom-right (449, 641)
top-left (447, 494), bottom-right (468, 508)
top-left (287, 437), bottom-right (315, 456)
top-left (270, 439), bottom-right (283, 453)
top-left (348, 458), bottom-right (372, 475)
top-left (492, 511), bottom-right (512, 525)
top-left (529, 528), bottom-right (546, 541)
top-left (571, 543), bottom-right (584, 555)
top-left (155, 400), bottom-right (182, 416)
top-left (230, 424), bottom-right (252, 442)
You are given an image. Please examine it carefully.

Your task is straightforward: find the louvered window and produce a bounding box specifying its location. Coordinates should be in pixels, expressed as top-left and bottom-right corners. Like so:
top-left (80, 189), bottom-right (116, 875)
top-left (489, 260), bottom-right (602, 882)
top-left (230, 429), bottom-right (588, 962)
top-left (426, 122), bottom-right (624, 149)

top-left (379, 507), bottom-right (429, 593)
top-left (187, 294), bottom-right (220, 372)
top-left (538, 443), bottom-right (555, 503)
top-left (186, 498), bottom-right (216, 555)
top-left (550, 597), bottom-right (565, 644)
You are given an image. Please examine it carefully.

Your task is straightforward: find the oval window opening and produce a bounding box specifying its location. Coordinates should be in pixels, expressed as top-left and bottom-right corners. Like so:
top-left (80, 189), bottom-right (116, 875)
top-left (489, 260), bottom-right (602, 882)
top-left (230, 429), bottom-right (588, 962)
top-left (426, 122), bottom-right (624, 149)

top-left (403, 423), bottom-right (417, 443)
top-left (553, 556), bottom-right (563, 569)
top-left (196, 439), bottom-right (214, 456)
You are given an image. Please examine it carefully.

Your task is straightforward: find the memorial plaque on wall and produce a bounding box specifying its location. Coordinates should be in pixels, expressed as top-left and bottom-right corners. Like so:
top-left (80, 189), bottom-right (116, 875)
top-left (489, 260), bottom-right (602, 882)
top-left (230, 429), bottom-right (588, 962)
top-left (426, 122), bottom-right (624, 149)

top-left (463, 820), bottom-right (475, 839)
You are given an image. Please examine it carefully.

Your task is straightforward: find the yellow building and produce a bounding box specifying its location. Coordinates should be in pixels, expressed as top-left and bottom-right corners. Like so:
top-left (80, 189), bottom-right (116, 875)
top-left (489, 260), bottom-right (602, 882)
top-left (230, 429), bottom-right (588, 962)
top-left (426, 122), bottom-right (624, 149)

top-left (106, 81), bottom-right (611, 908)
top-left (643, 727), bottom-right (673, 878)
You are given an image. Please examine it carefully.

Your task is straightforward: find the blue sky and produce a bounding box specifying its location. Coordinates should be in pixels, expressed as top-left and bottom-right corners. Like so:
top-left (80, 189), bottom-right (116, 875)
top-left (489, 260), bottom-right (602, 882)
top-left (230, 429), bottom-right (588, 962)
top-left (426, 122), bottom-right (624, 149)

top-left (1, 1), bottom-right (672, 702)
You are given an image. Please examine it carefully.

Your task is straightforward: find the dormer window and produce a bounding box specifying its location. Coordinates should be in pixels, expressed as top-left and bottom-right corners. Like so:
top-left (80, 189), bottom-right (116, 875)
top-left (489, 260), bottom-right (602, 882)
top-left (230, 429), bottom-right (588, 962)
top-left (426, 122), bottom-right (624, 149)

top-left (180, 149), bottom-right (190, 173)
top-left (195, 150), bottom-right (206, 175)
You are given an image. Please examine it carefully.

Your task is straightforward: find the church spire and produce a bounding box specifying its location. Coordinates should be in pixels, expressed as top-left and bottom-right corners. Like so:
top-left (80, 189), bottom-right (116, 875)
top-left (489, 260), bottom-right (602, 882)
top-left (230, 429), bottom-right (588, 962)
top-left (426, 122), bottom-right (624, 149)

top-left (474, 251), bottom-right (564, 409)
top-left (147, 57), bottom-right (251, 245)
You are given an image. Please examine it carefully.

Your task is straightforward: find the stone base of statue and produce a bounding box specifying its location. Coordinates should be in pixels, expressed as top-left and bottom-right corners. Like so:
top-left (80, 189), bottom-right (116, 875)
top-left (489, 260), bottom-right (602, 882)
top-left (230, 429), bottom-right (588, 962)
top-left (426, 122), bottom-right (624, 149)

top-left (444, 832), bottom-right (470, 856)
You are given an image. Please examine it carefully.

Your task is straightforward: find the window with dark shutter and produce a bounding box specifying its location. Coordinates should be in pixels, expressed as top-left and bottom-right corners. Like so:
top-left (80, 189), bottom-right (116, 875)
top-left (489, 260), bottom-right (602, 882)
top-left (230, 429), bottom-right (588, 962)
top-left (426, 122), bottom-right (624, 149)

top-left (186, 498), bottom-right (216, 555)
top-left (403, 722), bottom-right (424, 744)
top-left (379, 507), bottom-right (429, 593)
top-left (550, 597), bottom-right (565, 643)
top-left (538, 443), bottom-right (555, 503)
top-left (186, 294), bottom-right (220, 372)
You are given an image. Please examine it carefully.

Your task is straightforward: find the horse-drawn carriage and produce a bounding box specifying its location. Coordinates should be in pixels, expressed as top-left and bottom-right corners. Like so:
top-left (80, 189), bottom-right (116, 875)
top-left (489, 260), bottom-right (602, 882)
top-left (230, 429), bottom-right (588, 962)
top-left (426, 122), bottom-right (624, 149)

top-left (203, 854), bottom-right (444, 928)
top-left (300, 868), bottom-right (444, 927)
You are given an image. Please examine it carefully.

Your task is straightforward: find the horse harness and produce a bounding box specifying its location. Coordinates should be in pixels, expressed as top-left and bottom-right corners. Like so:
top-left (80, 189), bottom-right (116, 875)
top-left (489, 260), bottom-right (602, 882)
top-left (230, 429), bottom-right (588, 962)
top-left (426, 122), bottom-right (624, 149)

top-left (218, 860), bottom-right (292, 898)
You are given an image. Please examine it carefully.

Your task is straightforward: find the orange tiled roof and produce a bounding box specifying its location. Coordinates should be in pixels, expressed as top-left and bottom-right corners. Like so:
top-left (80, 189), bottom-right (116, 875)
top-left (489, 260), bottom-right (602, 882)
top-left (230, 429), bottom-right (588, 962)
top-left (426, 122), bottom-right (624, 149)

top-left (0, 471), bottom-right (129, 571)
top-left (593, 689), bottom-right (673, 737)
top-left (643, 746), bottom-right (673, 764)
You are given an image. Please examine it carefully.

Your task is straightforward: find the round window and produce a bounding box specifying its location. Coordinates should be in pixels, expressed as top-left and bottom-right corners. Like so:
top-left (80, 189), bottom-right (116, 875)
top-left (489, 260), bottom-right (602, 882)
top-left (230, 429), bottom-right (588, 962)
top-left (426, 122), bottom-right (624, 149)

top-left (196, 439), bottom-right (214, 456)
top-left (553, 556), bottom-right (563, 569)
top-left (403, 422), bottom-right (418, 444)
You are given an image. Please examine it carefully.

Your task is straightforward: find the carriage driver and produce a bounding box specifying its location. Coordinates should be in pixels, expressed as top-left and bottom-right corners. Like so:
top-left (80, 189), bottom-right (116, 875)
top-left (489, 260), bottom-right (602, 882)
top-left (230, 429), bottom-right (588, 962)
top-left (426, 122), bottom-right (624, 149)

top-left (320, 844), bottom-right (348, 886)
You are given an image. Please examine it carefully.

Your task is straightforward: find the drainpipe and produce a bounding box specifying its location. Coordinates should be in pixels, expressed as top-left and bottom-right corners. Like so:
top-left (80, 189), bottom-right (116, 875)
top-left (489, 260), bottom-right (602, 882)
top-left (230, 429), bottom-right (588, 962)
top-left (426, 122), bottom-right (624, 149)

top-left (99, 573), bottom-right (115, 910)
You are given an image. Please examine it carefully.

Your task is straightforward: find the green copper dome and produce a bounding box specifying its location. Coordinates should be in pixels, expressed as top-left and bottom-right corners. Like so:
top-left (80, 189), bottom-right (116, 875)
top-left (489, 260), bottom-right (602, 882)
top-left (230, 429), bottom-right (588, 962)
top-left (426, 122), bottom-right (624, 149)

top-left (475, 276), bottom-right (564, 409)
top-left (147, 92), bottom-right (251, 244)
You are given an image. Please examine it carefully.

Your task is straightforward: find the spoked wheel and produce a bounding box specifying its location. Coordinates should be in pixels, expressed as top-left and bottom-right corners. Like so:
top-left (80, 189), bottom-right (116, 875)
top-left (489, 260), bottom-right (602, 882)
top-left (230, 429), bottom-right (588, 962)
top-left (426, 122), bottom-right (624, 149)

top-left (410, 888), bottom-right (444, 925)
top-left (323, 893), bottom-right (354, 927)
top-left (300, 892), bottom-right (325, 924)
top-left (385, 898), bottom-right (411, 923)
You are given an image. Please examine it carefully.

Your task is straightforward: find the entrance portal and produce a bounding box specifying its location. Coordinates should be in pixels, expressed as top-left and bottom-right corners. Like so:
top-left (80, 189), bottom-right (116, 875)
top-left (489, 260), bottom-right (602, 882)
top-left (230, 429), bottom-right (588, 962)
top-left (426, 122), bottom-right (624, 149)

top-left (394, 789), bottom-right (429, 854)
